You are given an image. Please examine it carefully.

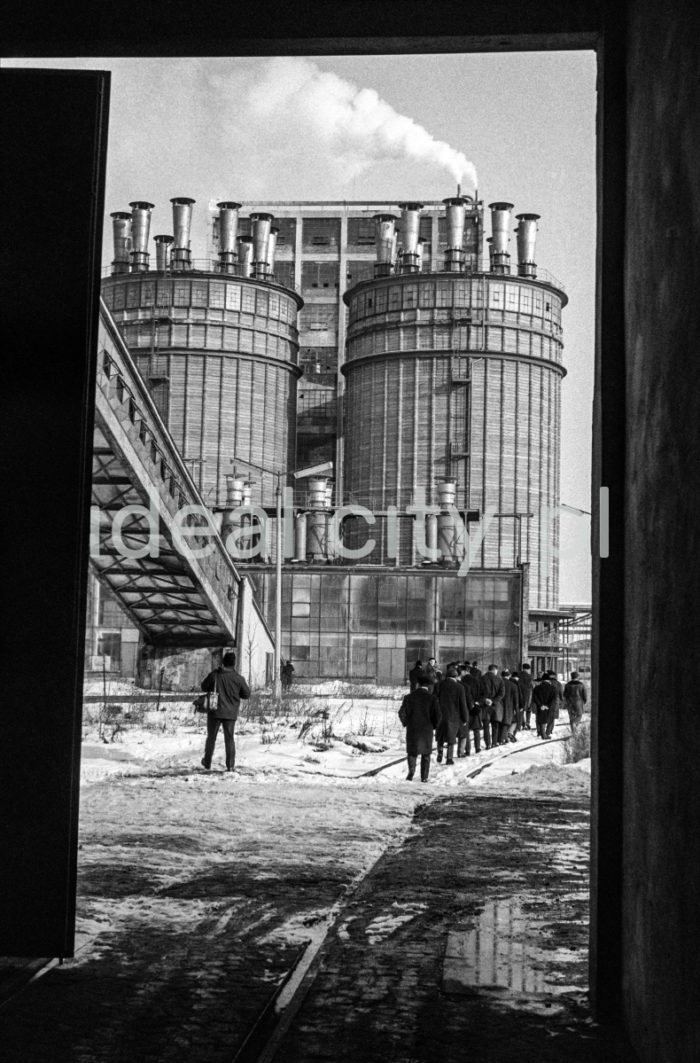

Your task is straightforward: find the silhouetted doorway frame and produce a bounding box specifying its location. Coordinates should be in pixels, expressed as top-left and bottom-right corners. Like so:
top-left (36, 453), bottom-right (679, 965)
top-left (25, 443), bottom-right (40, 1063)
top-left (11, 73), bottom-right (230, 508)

top-left (1, 0), bottom-right (624, 1026)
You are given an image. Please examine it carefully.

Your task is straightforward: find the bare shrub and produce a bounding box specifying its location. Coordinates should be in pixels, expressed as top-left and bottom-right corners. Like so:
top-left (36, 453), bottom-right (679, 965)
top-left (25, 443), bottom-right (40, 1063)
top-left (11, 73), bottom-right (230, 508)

top-left (356, 708), bottom-right (376, 737)
top-left (260, 728), bottom-right (286, 745)
top-left (562, 714), bottom-right (591, 763)
top-left (98, 703), bottom-right (146, 743)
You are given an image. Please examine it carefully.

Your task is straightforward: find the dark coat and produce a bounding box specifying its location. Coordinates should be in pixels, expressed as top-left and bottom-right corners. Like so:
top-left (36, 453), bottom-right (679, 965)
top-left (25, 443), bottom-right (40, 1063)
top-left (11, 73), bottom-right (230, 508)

top-left (459, 673), bottom-right (480, 730)
top-left (516, 670), bottom-right (534, 708)
top-left (564, 679), bottom-right (587, 719)
top-left (502, 677), bottom-right (520, 726)
top-left (423, 665), bottom-right (442, 694)
top-left (479, 671), bottom-right (506, 722)
top-left (201, 666), bottom-right (250, 721)
top-left (533, 679), bottom-right (557, 721)
top-left (399, 688), bottom-right (441, 756)
top-left (436, 677), bottom-right (468, 744)
top-left (408, 663), bottom-right (423, 691)
top-left (551, 677), bottom-right (564, 719)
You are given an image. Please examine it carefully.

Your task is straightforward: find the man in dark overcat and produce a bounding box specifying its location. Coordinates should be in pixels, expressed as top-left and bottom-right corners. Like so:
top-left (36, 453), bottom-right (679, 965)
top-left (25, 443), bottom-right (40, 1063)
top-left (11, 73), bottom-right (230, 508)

top-left (200, 651), bottom-right (250, 772)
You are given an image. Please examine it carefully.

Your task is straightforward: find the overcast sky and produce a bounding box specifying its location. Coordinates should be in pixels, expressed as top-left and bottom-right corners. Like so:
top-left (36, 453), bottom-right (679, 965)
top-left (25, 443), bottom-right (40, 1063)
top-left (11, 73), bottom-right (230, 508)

top-left (5, 52), bottom-right (596, 603)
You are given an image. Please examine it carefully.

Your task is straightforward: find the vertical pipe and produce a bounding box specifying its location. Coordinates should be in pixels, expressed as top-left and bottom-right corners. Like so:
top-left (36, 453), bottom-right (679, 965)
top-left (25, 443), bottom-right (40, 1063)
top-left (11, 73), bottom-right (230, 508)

top-left (237, 236), bottom-right (253, 277)
top-left (443, 196), bottom-right (468, 272)
top-left (398, 202), bottom-right (423, 273)
top-left (217, 200), bottom-right (241, 274)
top-left (129, 201), bottom-right (154, 272)
top-left (111, 211), bottom-right (132, 275)
top-left (250, 212), bottom-right (273, 278)
top-left (374, 214), bottom-right (398, 277)
top-left (170, 197), bottom-right (196, 271)
top-left (515, 213), bottom-right (540, 278)
top-left (489, 202), bottom-right (514, 274)
top-left (154, 234), bottom-right (174, 272)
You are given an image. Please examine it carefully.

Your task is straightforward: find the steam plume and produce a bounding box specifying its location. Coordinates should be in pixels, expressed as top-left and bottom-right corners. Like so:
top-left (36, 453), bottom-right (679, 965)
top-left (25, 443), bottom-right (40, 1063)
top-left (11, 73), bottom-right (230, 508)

top-left (242, 58), bottom-right (477, 191)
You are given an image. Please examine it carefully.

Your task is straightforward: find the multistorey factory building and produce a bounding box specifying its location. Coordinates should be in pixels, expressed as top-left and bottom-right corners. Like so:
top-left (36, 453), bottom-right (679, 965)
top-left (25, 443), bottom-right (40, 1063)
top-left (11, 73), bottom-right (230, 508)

top-left (93, 192), bottom-right (566, 683)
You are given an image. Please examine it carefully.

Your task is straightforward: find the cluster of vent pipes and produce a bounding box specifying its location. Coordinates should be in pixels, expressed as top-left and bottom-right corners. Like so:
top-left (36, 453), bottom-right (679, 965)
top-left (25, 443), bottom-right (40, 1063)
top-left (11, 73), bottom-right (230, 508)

top-left (110, 199), bottom-right (279, 280)
top-left (373, 197), bottom-right (539, 279)
top-left (217, 476), bottom-right (468, 565)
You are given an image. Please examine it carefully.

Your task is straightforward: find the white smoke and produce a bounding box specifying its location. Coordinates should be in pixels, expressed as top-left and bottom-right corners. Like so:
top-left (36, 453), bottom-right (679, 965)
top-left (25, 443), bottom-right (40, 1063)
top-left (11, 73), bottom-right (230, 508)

top-left (238, 57), bottom-right (478, 192)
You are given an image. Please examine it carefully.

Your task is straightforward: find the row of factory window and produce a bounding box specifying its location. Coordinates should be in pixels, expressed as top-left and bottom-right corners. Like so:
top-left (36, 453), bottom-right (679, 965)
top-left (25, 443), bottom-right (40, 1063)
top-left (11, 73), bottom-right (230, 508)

top-left (346, 325), bottom-right (561, 362)
top-left (251, 570), bottom-right (516, 624)
top-left (349, 280), bottom-right (561, 322)
top-left (120, 322), bottom-right (297, 360)
top-left (102, 278), bottom-right (298, 322)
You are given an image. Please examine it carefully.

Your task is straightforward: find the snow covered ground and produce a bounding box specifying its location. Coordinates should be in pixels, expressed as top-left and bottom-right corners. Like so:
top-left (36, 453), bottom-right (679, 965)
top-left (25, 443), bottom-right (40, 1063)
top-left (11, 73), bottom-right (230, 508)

top-left (80, 686), bottom-right (591, 797)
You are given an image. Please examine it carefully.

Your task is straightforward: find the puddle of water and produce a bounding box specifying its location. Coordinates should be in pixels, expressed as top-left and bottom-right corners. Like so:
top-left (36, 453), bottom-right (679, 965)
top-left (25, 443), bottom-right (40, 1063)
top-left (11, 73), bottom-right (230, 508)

top-left (442, 897), bottom-right (586, 999)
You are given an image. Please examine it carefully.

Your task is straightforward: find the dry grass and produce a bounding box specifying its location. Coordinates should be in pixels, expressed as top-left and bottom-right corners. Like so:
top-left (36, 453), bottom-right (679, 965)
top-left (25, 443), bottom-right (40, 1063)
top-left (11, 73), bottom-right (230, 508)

top-left (562, 714), bottom-right (591, 763)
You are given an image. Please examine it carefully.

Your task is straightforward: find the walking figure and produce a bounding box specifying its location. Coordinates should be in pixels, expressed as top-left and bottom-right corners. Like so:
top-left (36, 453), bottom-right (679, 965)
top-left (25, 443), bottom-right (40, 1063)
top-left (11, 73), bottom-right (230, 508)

top-left (398, 669), bottom-right (441, 782)
top-left (281, 659), bottom-right (295, 690)
top-left (200, 651), bottom-right (250, 772)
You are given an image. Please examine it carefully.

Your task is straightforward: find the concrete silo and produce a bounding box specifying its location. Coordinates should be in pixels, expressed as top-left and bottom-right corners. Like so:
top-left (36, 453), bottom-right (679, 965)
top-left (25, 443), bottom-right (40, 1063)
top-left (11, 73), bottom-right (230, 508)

top-left (342, 196), bottom-right (567, 611)
top-left (101, 198), bottom-right (303, 509)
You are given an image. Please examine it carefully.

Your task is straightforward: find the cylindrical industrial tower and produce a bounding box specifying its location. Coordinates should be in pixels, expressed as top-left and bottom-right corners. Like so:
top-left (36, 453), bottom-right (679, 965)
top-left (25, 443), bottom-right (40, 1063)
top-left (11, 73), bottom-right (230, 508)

top-left (342, 199), bottom-right (567, 611)
top-left (102, 199), bottom-right (303, 506)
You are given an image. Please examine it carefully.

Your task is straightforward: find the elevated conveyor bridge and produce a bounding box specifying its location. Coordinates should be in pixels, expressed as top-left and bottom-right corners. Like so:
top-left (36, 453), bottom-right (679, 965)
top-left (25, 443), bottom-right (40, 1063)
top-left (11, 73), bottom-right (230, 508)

top-left (91, 304), bottom-right (242, 648)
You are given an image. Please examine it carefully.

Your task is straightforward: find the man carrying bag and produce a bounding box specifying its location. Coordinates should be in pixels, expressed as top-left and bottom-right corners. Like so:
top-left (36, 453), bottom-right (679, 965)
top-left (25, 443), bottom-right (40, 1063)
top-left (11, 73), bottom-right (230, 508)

top-left (200, 651), bottom-right (250, 772)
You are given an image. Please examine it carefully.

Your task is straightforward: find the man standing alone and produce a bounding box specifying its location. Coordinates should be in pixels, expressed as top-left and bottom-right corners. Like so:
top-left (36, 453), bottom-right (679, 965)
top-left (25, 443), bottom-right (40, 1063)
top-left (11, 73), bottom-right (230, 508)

top-left (563, 671), bottom-right (588, 728)
top-left (200, 651), bottom-right (250, 772)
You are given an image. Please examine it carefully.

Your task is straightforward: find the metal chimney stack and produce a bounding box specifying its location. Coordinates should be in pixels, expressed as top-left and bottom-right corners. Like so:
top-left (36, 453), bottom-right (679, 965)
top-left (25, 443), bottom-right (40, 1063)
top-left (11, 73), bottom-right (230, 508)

top-left (170, 197), bottom-right (195, 271)
top-left (515, 213), bottom-right (540, 278)
top-left (217, 201), bottom-right (241, 274)
top-left (129, 201), bottom-right (154, 272)
top-left (443, 197), bottom-right (468, 272)
top-left (398, 202), bottom-right (423, 273)
top-left (250, 212), bottom-right (273, 279)
top-left (237, 236), bottom-right (253, 277)
top-left (111, 212), bottom-right (132, 275)
top-left (154, 234), bottom-right (174, 272)
top-left (489, 202), bottom-right (514, 274)
top-left (226, 476), bottom-right (245, 507)
top-left (374, 214), bottom-right (398, 277)
top-left (416, 238), bottom-right (426, 273)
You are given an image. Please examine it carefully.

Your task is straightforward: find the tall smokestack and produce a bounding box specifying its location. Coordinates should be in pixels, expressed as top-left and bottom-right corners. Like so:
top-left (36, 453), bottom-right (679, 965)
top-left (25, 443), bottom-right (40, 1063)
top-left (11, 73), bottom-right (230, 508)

top-left (443, 196), bottom-right (468, 272)
top-left (416, 238), bottom-right (426, 273)
top-left (154, 234), bottom-right (174, 272)
top-left (374, 214), bottom-right (398, 277)
top-left (250, 212), bottom-right (273, 278)
top-left (489, 202), bottom-right (513, 274)
top-left (515, 213), bottom-right (540, 278)
top-left (110, 211), bottom-right (132, 275)
top-left (217, 201), bottom-right (241, 274)
top-left (398, 202), bottom-right (423, 273)
top-left (129, 201), bottom-right (154, 272)
top-left (237, 236), bottom-right (254, 277)
top-left (170, 197), bottom-right (195, 271)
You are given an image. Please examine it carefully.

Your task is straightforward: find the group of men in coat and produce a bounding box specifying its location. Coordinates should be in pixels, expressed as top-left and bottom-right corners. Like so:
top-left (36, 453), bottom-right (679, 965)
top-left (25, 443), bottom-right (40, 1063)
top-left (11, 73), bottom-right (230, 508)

top-left (399, 657), bottom-right (588, 782)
